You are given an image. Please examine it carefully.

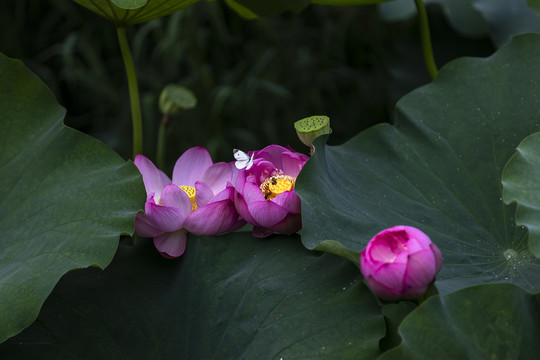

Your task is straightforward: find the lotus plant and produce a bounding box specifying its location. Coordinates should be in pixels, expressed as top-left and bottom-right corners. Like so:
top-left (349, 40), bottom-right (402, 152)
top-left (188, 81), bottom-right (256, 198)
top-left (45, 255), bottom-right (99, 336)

top-left (360, 225), bottom-right (443, 301)
top-left (234, 145), bottom-right (309, 238)
top-left (134, 147), bottom-right (244, 258)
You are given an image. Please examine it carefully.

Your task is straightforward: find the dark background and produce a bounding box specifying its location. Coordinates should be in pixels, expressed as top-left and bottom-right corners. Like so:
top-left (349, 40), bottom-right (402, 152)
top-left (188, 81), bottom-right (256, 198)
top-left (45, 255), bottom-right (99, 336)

top-left (0, 0), bottom-right (494, 172)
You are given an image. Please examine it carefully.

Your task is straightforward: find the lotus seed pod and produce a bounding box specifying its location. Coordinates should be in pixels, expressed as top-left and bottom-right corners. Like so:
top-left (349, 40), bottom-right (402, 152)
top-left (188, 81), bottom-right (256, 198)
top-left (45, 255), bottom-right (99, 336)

top-left (294, 115), bottom-right (332, 150)
top-left (159, 84), bottom-right (197, 116)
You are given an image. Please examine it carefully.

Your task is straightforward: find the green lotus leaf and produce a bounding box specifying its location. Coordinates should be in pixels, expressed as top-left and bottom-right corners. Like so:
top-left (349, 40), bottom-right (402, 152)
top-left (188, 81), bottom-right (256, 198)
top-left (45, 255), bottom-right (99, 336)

top-left (230, 0), bottom-right (310, 17)
top-left (111, 0), bottom-right (147, 9)
top-left (0, 53), bottom-right (145, 343)
top-left (529, 0), bottom-right (540, 15)
top-left (502, 132), bottom-right (540, 257)
top-left (226, 0), bottom-right (391, 18)
top-left (474, 0), bottom-right (540, 46)
top-left (225, 0), bottom-right (258, 19)
top-left (0, 234), bottom-right (385, 359)
top-left (379, 0), bottom-right (488, 37)
top-left (312, 0), bottom-right (389, 5)
top-left (379, 284), bottom-right (540, 359)
top-left (159, 84), bottom-right (197, 116)
top-left (296, 33), bottom-right (540, 295)
top-left (73, 0), bottom-right (200, 26)
top-left (379, 301), bottom-right (417, 352)
top-left (379, 0), bottom-right (540, 47)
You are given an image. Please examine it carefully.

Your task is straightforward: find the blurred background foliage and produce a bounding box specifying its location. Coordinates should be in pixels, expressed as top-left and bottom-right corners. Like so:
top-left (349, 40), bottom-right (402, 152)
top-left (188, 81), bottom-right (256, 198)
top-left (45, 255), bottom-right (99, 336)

top-left (0, 0), bottom-right (494, 172)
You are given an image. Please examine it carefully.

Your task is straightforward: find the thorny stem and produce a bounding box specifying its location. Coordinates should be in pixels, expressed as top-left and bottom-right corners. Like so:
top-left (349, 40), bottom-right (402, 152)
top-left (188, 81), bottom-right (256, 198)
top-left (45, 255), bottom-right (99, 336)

top-left (414, 0), bottom-right (438, 80)
top-left (116, 26), bottom-right (143, 157)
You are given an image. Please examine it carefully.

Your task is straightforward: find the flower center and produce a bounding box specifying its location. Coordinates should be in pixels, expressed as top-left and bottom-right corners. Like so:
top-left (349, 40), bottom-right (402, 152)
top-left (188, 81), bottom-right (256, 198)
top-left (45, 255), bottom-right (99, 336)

top-left (259, 174), bottom-right (296, 200)
top-left (179, 185), bottom-right (197, 211)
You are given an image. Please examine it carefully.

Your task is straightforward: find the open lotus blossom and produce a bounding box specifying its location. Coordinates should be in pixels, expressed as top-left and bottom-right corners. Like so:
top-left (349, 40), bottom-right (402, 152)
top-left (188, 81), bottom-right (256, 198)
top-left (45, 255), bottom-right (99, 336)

top-left (234, 145), bottom-right (309, 238)
top-left (360, 225), bottom-right (443, 301)
top-left (134, 147), bottom-right (244, 258)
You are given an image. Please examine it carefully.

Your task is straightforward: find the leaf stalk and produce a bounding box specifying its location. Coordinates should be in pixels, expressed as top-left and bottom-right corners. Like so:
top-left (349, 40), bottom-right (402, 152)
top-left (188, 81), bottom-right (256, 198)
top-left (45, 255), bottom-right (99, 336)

top-left (415, 0), bottom-right (438, 80)
top-left (116, 26), bottom-right (143, 157)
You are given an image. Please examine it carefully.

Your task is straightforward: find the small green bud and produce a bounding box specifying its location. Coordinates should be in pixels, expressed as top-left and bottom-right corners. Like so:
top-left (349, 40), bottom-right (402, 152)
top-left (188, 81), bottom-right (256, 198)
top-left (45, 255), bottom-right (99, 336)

top-left (294, 115), bottom-right (332, 150)
top-left (159, 84), bottom-right (197, 116)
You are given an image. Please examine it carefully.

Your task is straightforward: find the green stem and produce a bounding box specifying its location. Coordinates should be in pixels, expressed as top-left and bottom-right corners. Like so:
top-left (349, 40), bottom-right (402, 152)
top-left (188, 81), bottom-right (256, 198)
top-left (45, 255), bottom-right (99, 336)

top-left (414, 0), bottom-right (438, 80)
top-left (314, 240), bottom-right (360, 265)
top-left (156, 115), bottom-right (169, 169)
top-left (116, 26), bottom-right (143, 157)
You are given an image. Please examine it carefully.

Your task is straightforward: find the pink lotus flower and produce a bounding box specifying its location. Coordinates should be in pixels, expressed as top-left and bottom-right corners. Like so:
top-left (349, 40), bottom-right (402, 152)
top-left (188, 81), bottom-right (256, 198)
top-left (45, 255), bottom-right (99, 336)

top-left (234, 145), bottom-right (309, 238)
top-left (360, 225), bottom-right (442, 301)
top-left (134, 147), bottom-right (244, 258)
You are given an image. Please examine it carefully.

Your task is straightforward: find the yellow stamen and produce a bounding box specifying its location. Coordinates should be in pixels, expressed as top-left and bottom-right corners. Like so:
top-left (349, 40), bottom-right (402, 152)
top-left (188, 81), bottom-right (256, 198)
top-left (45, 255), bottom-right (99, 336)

top-left (179, 185), bottom-right (198, 211)
top-left (260, 174), bottom-right (296, 200)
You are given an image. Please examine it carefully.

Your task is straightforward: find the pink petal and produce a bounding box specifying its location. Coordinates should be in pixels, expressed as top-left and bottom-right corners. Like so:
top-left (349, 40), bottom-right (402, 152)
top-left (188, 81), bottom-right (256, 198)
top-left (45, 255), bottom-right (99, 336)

top-left (404, 249), bottom-right (437, 289)
top-left (209, 186), bottom-right (234, 203)
top-left (430, 243), bottom-right (443, 273)
top-left (368, 233), bottom-right (407, 263)
top-left (134, 155), bottom-right (170, 196)
top-left (158, 169), bottom-right (171, 187)
top-left (161, 184), bottom-right (192, 216)
top-left (255, 145), bottom-right (290, 168)
top-left (254, 145), bottom-right (308, 177)
top-left (195, 181), bottom-right (214, 208)
top-left (271, 191), bottom-right (301, 214)
top-left (145, 201), bottom-right (186, 232)
top-left (405, 237), bottom-right (428, 254)
top-left (372, 262), bottom-right (407, 291)
top-left (365, 275), bottom-right (402, 301)
top-left (360, 249), bottom-right (373, 278)
top-left (153, 229), bottom-right (188, 258)
top-left (402, 226), bottom-right (432, 248)
top-left (247, 160), bottom-right (276, 184)
top-left (243, 181), bottom-right (266, 202)
top-left (252, 226), bottom-right (274, 238)
top-left (229, 165), bottom-right (242, 186)
top-left (134, 213), bottom-right (163, 238)
top-left (393, 251), bottom-right (409, 265)
top-left (268, 212), bottom-right (302, 234)
top-left (172, 147), bottom-right (213, 186)
top-left (247, 200), bottom-right (289, 228)
top-left (280, 151), bottom-right (308, 177)
top-left (234, 191), bottom-right (258, 226)
top-left (200, 162), bottom-right (232, 194)
top-left (228, 217), bottom-right (247, 233)
top-left (184, 199), bottom-right (238, 235)
top-left (233, 167), bottom-right (247, 192)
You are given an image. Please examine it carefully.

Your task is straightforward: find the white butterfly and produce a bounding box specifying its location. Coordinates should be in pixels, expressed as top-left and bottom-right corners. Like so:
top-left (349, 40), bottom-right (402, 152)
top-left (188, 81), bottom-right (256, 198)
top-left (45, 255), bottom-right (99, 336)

top-left (233, 148), bottom-right (254, 170)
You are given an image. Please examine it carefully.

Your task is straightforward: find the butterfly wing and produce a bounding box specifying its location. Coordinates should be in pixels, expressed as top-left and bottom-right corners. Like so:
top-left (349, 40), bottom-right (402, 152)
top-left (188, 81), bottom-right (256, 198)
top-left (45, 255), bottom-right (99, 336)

top-left (245, 153), bottom-right (254, 170)
top-left (233, 149), bottom-right (254, 170)
top-left (233, 149), bottom-right (247, 161)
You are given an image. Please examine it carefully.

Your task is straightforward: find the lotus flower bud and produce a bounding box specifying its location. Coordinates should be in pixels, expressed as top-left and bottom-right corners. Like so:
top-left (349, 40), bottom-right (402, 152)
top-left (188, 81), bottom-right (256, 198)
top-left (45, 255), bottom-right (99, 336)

top-left (294, 115), bottom-right (332, 153)
top-left (159, 84), bottom-right (197, 116)
top-left (360, 225), bottom-right (442, 301)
